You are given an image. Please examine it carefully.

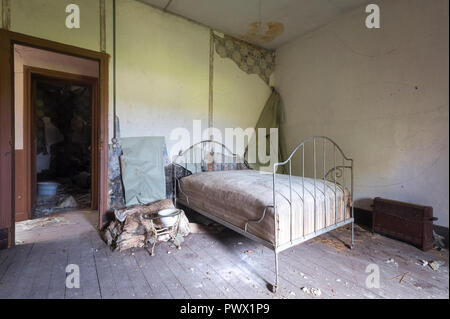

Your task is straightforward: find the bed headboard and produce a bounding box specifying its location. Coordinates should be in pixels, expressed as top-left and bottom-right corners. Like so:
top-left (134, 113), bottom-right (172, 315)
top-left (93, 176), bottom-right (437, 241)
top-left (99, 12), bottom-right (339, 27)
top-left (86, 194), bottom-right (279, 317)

top-left (172, 140), bottom-right (249, 175)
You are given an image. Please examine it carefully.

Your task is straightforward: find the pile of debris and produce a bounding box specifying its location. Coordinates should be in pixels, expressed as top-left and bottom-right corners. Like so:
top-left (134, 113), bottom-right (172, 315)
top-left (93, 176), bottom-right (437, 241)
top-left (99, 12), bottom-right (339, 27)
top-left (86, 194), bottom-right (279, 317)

top-left (103, 199), bottom-right (190, 251)
top-left (34, 180), bottom-right (91, 218)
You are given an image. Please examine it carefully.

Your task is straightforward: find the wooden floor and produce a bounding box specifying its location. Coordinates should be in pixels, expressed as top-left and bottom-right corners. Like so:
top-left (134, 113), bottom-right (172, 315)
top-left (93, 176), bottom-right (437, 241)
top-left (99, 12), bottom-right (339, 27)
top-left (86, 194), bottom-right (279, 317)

top-left (0, 210), bottom-right (448, 299)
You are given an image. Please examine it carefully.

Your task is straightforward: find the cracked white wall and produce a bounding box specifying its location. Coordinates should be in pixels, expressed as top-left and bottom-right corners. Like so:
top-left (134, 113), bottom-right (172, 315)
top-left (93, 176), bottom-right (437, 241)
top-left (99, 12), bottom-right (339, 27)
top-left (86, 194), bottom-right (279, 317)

top-left (274, 0), bottom-right (449, 226)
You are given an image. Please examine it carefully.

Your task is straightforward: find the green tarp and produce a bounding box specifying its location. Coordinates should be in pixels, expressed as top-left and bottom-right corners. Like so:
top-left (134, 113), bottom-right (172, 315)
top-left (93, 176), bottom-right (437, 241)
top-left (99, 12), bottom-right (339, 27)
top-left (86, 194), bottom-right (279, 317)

top-left (120, 136), bottom-right (166, 206)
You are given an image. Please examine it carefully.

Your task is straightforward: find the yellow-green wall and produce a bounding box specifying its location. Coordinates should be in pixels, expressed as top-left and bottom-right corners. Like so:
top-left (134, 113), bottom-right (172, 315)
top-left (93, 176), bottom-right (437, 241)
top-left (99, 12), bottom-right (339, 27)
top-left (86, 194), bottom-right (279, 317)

top-left (11, 0), bottom-right (100, 51)
top-left (7, 0), bottom-right (271, 155)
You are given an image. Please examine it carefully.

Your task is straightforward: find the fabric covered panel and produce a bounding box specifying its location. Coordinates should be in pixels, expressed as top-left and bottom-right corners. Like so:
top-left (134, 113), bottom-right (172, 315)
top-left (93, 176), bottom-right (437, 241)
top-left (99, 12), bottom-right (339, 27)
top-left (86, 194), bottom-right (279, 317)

top-left (120, 136), bottom-right (166, 206)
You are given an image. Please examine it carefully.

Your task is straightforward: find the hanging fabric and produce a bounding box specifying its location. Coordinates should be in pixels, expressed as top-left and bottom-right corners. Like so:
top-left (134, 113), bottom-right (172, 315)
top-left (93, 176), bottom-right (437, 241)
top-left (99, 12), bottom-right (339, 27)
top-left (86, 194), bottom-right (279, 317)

top-left (245, 88), bottom-right (286, 173)
top-left (213, 33), bottom-right (275, 85)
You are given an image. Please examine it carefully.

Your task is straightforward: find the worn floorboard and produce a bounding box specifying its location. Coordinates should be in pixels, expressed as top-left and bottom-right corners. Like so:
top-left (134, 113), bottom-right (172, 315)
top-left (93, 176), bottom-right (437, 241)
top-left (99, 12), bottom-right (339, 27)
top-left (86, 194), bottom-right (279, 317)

top-left (0, 210), bottom-right (448, 299)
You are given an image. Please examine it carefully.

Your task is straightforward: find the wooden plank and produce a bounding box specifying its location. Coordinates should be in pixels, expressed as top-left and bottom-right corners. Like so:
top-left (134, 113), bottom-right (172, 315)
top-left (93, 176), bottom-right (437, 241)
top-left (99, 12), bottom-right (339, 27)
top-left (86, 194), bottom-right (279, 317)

top-left (356, 232), bottom-right (449, 291)
top-left (11, 242), bottom-right (47, 298)
top-left (0, 244), bottom-right (33, 297)
top-left (78, 234), bottom-right (101, 299)
top-left (132, 248), bottom-right (172, 299)
top-left (29, 241), bottom-right (60, 298)
top-left (2, 210), bottom-right (448, 299)
top-left (264, 239), bottom-right (381, 298)
top-left (47, 238), bottom-right (70, 299)
top-left (234, 229), bottom-right (385, 299)
top-left (145, 246), bottom-right (190, 299)
top-left (89, 235), bottom-right (121, 299)
top-left (64, 234), bottom-right (83, 299)
top-left (156, 242), bottom-right (207, 298)
top-left (217, 232), bottom-right (314, 299)
top-left (104, 247), bottom-right (137, 298)
top-left (0, 244), bottom-right (18, 279)
top-left (172, 237), bottom-right (231, 299)
top-left (189, 233), bottom-right (270, 299)
top-left (121, 251), bottom-right (154, 298)
top-left (314, 228), bottom-right (449, 297)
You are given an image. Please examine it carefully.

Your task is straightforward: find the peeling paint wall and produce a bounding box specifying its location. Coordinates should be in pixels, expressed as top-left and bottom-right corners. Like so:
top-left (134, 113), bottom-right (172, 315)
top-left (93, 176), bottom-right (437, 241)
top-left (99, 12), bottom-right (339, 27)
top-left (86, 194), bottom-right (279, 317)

top-left (274, 0), bottom-right (449, 226)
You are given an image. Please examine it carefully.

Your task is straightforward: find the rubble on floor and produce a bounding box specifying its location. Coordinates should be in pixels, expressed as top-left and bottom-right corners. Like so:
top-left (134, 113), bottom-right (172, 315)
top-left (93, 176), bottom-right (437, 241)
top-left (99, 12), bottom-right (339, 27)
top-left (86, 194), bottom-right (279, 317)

top-left (433, 231), bottom-right (446, 251)
top-left (16, 216), bottom-right (70, 231)
top-left (416, 259), bottom-right (446, 271)
top-left (300, 286), bottom-right (322, 297)
top-left (103, 199), bottom-right (190, 251)
top-left (34, 180), bottom-right (90, 218)
top-left (57, 195), bottom-right (78, 209)
top-left (429, 261), bottom-right (445, 271)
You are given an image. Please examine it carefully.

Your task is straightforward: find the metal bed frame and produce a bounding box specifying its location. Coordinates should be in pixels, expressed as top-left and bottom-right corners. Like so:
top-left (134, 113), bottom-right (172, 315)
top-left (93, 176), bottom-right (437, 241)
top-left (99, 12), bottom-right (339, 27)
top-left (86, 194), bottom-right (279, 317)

top-left (172, 136), bottom-right (354, 293)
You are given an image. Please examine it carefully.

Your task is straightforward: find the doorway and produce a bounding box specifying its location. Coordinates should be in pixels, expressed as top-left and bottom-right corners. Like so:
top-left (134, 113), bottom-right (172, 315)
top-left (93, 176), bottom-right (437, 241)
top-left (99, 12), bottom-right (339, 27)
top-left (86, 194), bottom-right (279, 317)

top-left (25, 68), bottom-right (99, 220)
top-left (0, 30), bottom-right (109, 249)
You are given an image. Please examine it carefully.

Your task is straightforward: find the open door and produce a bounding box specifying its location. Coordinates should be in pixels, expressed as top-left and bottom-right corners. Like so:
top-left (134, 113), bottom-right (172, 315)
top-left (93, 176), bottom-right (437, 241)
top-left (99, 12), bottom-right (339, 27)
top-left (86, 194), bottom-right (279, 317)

top-left (0, 30), bottom-right (14, 249)
top-left (0, 30), bottom-right (109, 249)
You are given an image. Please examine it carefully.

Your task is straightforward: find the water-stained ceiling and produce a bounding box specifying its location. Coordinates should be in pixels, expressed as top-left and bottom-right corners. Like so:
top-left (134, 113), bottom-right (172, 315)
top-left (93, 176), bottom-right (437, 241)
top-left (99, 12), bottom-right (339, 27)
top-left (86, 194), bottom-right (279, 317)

top-left (139, 0), bottom-right (370, 49)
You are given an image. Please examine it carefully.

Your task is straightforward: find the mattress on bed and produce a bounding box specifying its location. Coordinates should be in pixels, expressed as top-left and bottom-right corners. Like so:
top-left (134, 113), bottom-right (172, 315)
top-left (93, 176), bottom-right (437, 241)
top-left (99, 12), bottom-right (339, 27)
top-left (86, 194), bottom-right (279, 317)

top-left (179, 170), bottom-right (351, 245)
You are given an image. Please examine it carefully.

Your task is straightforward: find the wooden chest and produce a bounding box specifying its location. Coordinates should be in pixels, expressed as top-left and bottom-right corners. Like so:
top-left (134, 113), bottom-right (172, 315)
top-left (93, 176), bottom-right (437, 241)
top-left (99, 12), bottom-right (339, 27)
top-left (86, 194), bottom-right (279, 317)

top-left (372, 197), bottom-right (436, 251)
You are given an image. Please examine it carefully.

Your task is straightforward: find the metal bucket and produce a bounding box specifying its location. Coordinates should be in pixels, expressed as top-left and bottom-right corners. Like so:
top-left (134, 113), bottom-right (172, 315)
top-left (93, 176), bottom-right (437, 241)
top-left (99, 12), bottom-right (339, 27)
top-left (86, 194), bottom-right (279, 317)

top-left (37, 182), bottom-right (59, 196)
top-left (158, 208), bottom-right (179, 227)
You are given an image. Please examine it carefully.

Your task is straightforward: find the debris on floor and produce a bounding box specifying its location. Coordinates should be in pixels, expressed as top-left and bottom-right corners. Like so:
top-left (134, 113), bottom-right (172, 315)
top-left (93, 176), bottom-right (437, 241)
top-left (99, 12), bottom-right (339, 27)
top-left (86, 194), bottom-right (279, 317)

top-left (34, 180), bottom-right (90, 218)
top-left (417, 260), bottom-right (429, 267)
top-left (390, 272), bottom-right (410, 283)
top-left (300, 286), bottom-right (322, 296)
top-left (189, 222), bottom-right (224, 234)
top-left (385, 258), bottom-right (399, 266)
top-left (16, 216), bottom-right (70, 231)
top-left (312, 236), bottom-right (347, 251)
top-left (429, 261), bottom-right (445, 271)
top-left (311, 287), bottom-right (322, 296)
top-left (416, 259), bottom-right (445, 271)
top-left (57, 195), bottom-right (78, 209)
top-left (433, 231), bottom-right (446, 251)
top-left (102, 199), bottom-right (190, 251)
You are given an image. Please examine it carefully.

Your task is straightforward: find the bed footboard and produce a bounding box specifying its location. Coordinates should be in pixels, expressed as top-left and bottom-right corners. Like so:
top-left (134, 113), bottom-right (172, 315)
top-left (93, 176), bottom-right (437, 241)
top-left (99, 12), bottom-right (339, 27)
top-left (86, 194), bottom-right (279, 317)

top-left (270, 136), bottom-right (354, 292)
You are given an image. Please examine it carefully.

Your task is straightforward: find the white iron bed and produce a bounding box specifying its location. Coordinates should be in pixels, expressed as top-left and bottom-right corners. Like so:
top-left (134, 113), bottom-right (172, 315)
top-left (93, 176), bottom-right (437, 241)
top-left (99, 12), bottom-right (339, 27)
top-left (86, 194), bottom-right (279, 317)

top-left (172, 137), bottom-right (354, 293)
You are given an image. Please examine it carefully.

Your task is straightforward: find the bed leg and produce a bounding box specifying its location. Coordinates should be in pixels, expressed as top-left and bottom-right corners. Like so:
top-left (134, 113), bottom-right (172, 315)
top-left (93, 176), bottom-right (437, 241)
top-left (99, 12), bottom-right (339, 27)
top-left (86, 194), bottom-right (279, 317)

top-left (272, 251), bottom-right (279, 293)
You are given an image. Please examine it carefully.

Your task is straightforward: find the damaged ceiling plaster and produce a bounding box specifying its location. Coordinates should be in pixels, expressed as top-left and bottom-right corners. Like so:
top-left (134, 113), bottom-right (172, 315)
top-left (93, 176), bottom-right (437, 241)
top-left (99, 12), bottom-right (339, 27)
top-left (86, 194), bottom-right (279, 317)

top-left (244, 21), bottom-right (285, 43)
top-left (140, 0), bottom-right (371, 49)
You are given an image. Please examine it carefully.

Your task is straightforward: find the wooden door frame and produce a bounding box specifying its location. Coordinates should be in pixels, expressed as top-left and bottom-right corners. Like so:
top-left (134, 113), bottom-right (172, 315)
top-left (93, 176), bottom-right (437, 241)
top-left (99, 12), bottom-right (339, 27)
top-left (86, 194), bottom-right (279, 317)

top-left (24, 66), bottom-right (100, 220)
top-left (0, 29), bottom-right (109, 249)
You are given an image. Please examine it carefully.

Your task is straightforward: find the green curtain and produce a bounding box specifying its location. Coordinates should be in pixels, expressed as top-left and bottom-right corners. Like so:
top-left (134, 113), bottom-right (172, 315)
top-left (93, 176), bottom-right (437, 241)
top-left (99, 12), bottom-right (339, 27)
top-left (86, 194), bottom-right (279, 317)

top-left (245, 88), bottom-right (286, 173)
